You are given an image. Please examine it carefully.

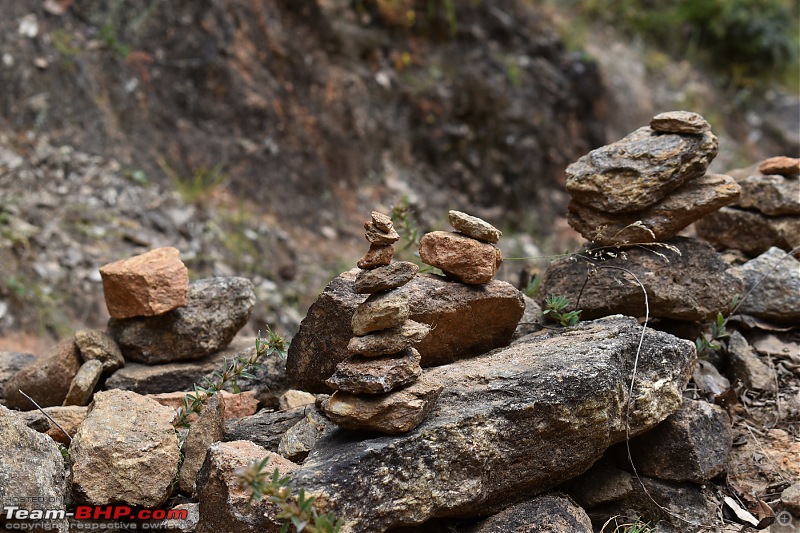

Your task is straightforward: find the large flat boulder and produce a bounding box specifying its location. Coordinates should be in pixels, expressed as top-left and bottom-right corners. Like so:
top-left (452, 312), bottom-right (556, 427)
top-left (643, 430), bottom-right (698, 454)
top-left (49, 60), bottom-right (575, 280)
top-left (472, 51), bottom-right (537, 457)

top-left (292, 315), bottom-right (696, 532)
top-left (286, 270), bottom-right (525, 392)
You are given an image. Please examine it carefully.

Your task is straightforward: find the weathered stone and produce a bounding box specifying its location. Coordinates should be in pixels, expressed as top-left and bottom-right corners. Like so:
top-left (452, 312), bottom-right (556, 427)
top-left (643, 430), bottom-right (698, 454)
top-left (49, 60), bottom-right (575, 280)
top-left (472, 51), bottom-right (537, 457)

top-left (357, 243), bottom-right (394, 269)
top-left (353, 261), bottom-right (418, 294)
top-left (419, 231), bottom-right (502, 284)
top-left (347, 320), bottom-right (431, 357)
top-left (448, 210), bottom-right (502, 244)
top-left (759, 156), bottom-right (800, 176)
top-left (735, 173), bottom-right (800, 216)
top-left (567, 173), bottom-right (741, 245)
top-left (566, 126), bottom-right (718, 213)
top-left (70, 390), bottom-right (180, 507)
top-left (351, 291), bottom-right (410, 336)
top-left (99, 246), bottom-right (189, 319)
top-left (74, 329), bottom-right (124, 373)
top-left (194, 441), bottom-right (297, 533)
top-left (728, 247), bottom-right (800, 323)
top-left (278, 389), bottom-right (316, 410)
top-left (465, 494), bottom-right (593, 533)
top-left (538, 237), bottom-right (744, 321)
top-left (371, 211), bottom-right (394, 232)
top-left (151, 390), bottom-right (258, 422)
top-left (179, 393), bottom-right (225, 494)
top-left (695, 206), bottom-right (800, 257)
top-left (692, 360), bottom-right (730, 397)
top-left (293, 316), bottom-right (695, 531)
top-left (107, 277), bottom-right (255, 364)
top-left (278, 407), bottom-right (338, 463)
top-left (629, 399), bottom-right (731, 483)
top-left (287, 270), bottom-right (525, 392)
top-left (726, 331), bottom-right (776, 391)
top-left (565, 460), bottom-right (634, 509)
top-left (224, 406), bottom-right (308, 452)
top-left (650, 110), bottom-right (710, 134)
top-left (63, 359), bottom-right (103, 406)
top-left (781, 482), bottom-right (800, 515)
top-left (3, 337), bottom-right (81, 410)
top-left (20, 405), bottom-right (87, 445)
top-left (157, 502), bottom-right (199, 533)
top-left (0, 404), bottom-right (69, 533)
top-left (326, 348), bottom-right (422, 394)
top-left (321, 375), bottom-right (442, 434)
top-left (365, 220), bottom-right (400, 245)
top-left (0, 351), bottom-right (34, 392)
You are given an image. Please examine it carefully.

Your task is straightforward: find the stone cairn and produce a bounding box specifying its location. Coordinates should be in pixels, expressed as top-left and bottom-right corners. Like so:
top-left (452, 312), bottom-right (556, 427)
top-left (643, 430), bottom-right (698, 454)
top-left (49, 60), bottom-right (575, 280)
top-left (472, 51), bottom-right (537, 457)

top-left (321, 211), bottom-right (441, 435)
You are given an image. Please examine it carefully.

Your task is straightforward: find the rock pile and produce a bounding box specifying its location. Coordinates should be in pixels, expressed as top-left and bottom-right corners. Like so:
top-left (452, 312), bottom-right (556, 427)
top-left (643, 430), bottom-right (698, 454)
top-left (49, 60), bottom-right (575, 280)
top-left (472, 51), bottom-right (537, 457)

top-left (321, 212), bottom-right (441, 434)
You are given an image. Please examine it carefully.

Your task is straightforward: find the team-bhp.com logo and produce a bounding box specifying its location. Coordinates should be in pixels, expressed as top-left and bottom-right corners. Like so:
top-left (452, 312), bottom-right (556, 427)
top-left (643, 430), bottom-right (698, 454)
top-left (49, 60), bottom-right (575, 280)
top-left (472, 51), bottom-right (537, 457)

top-left (3, 503), bottom-right (188, 530)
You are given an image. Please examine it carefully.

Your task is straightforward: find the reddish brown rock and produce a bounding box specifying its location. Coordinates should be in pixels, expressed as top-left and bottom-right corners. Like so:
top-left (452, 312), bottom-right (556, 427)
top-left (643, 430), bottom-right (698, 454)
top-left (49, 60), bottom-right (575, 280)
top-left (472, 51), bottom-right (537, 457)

top-left (758, 156), bottom-right (800, 176)
top-left (650, 110), bottom-right (710, 134)
top-left (149, 390), bottom-right (258, 422)
top-left (357, 243), bottom-right (394, 269)
top-left (348, 320), bottom-right (431, 357)
top-left (365, 221), bottom-right (400, 245)
top-left (20, 405), bottom-right (88, 445)
top-left (371, 211), bottom-right (394, 232)
top-left (179, 393), bottom-right (225, 494)
top-left (3, 337), bottom-right (82, 410)
top-left (419, 231), bottom-right (502, 284)
top-left (99, 247), bottom-right (189, 319)
top-left (326, 348), bottom-right (422, 394)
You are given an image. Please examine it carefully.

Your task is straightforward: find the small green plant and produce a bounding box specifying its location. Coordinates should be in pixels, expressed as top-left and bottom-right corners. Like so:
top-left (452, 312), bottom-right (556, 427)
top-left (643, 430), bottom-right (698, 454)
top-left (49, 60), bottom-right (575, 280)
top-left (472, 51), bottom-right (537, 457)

top-left (390, 197), bottom-right (421, 251)
top-left (542, 294), bottom-right (582, 327)
top-left (100, 22), bottom-right (131, 58)
top-left (237, 461), bottom-right (342, 533)
top-left (695, 311), bottom-right (730, 357)
top-left (522, 273), bottom-right (541, 298)
top-left (158, 158), bottom-right (227, 205)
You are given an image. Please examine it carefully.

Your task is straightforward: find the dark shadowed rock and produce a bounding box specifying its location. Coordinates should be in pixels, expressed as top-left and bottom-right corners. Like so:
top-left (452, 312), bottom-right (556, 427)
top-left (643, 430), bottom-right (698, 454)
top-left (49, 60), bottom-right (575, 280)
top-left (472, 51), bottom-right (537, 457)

top-left (464, 494), bottom-right (592, 533)
top-left (727, 247), bottom-right (800, 324)
top-left (0, 404), bottom-right (69, 532)
top-left (538, 237), bottom-right (744, 321)
top-left (695, 206), bottom-right (800, 257)
top-left (107, 277), bottom-right (255, 364)
top-left (278, 407), bottom-right (338, 463)
top-left (292, 316), bottom-right (696, 531)
top-left (735, 173), bottom-right (800, 216)
top-left (287, 270), bottom-right (525, 392)
top-left (565, 126), bottom-right (718, 213)
top-left (563, 460), bottom-right (634, 509)
top-left (224, 406), bottom-right (308, 452)
top-left (180, 393), bottom-right (225, 494)
top-left (629, 399), bottom-right (731, 483)
top-left (3, 337), bottom-right (81, 410)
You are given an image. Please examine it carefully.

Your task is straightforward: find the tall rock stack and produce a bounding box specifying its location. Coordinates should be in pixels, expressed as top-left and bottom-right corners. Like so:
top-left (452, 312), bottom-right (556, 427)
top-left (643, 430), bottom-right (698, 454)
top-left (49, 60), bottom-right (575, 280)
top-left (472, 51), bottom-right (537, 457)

top-left (321, 211), bottom-right (442, 435)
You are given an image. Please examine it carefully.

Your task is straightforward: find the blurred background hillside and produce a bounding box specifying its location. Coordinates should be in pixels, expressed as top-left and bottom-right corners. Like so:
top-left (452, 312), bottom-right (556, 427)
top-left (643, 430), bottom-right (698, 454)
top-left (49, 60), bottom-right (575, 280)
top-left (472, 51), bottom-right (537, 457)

top-left (0, 0), bottom-right (798, 351)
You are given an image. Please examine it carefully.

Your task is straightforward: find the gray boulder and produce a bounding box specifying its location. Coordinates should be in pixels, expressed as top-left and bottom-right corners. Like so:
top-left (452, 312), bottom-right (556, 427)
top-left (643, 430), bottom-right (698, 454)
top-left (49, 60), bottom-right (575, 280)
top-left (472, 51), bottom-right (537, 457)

top-left (727, 247), bottom-right (800, 324)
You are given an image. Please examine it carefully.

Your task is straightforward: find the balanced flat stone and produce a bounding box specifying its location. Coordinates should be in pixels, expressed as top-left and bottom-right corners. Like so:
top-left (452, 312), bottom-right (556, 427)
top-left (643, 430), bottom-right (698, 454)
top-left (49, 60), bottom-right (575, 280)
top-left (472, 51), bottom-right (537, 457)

top-left (357, 243), bottom-right (394, 269)
top-left (351, 291), bottom-right (410, 336)
top-left (348, 320), bottom-right (430, 357)
top-left (353, 261), bottom-right (418, 294)
top-left (326, 348), bottom-right (422, 394)
top-left (650, 110), bottom-right (710, 134)
top-left (419, 231), bottom-right (502, 284)
top-left (371, 211), bottom-right (394, 232)
top-left (448, 210), bottom-right (502, 244)
top-left (758, 156), bottom-right (800, 176)
top-left (365, 221), bottom-right (400, 245)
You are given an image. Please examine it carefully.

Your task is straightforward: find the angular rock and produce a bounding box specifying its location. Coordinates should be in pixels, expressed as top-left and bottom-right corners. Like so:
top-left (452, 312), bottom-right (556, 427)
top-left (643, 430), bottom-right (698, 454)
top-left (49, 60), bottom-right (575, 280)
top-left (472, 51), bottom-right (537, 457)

top-left (695, 206), bottom-right (800, 257)
top-left (107, 277), bottom-right (255, 364)
top-left (100, 246), bottom-right (189, 319)
top-left (735, 173), bottom-right (800, 215)
top-left (287, 270), bottom-right (525, 392)
top-left (419, 231), bottom-right (502, 284)
top-left (326, 348), bottom-right (422, 394)
top-left (728, 247), bottom-right (800, 323)
top-left (179, 393), bottom-right (225, 494)
top-left (567, 173), bottom-right (741, 245)
top-left (63, 359), bottom-right (103, 406)
top-left (0, 351), bottom-right (35, 392)
top-left (365, 221), bottom-right (400, 245)
top-left (194, 441), bottom-right (297, 533)
top-left (3, 337), bottom-right (81, 410)
top-left (278, 407), bottom-right (338, 463)
top-left (74, 329), bottom-right (124, 373)
top-left (566, 126), bottom-right (719, 213)
top-left (371, 211), bottom-right (394, 232)
top-left (357, 243), bottom-right (394, 269)
top-left (69, 390), bottom-right (180, 507)
top-left (348, 320), bottom-right (431, 357)
top-left (726, 331), bottom-right (775, 391)
top-left (465, 494), bottom-right (593, 533)
top-left (20, 405), bottom-right (87, 445)
top-left (629, 399), bottom-right (731, 483)
top-left (158, 502), bottom-right (199, 533)
top-left (351, 291), bottom-right (410, 336)
top-left (353, 261), bottom-right (418, 294)
top-left (0, 404), bottom-right (69, 533)
top-left (564, 460), bottom-right (634, 509)
top-left (321, 375), bottom-right (443, 434)
top-left (294, 316), bottom-right (696, 531)
top-left (538, 237), bottom-right (744, 321)
top-left (278, 389), bottom-right (316, 410)
top-left (759, 156), bottom-right (800, 176)
top-left (448, 210), bottom-right (502, 243)
top-left (224, 407), bottom-right (307, 454)
top-left (650, 110), bottom-right (710, 134)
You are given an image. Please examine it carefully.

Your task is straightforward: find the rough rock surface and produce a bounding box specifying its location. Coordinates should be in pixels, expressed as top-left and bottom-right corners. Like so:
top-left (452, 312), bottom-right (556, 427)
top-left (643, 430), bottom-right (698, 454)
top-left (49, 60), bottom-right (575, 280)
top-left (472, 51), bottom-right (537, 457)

top-left (759, 156), bottom-right (800, 176)
top-left (735, 173), bottom-right (800, 215)
top-left (0, 404), bottom-right (69, 533)
top-left (3, 337), bottom-right (82, 410)
top-left (565, 126), bottom-right (719, 213)
top-left (0, 351), bottom-right (35, 393)
top-left (69, 390), bottom-right (180, 507)
top-left (727, 247), bottom-right (800, 323)
top-left (107, 277), bottom-right (255, 364)
top-left (629, 399), bottom-right (731, 483)
top-left (179, 393), bottom-right (225, 494)
top-left (20, 405), bottom-right (87, 444)
top-left (99, 246), bottom-right (189, 319)
top-left (448, 210), bottom-right (502, 244)
top-left (782, 482), bottom-right (800, 515)
top-left (326, 348), bottom-right (422, 394)
top-left (464, 494), bottom-right (593, 533)
top-left (278, 389), bottom-right (316, 410)
top-left (419, 231), bottom-right (502, 284)
top-left (567, 173), bottom-right (740, 245)
top-left (353, 261), bottom-right (419, 294)
top-left (287, 270), bottom-right (525, 392)
top-left (63, 359), bottom-right (103, 406)
top-left (293, 316), bottom-right (696, 531)
top-left (650, 110), bottom-right (711, 134)
top-left (224, 406), bottom-right (308, 452)
top-left (564, 460), bottom-right (634, 509)
top-left (357, 243), bottom-right (394, 269)
top-left (351, 291), bottom-right (410, 336)
top-left (322, 375), bottom-right (443, 434)
top-left (74, 329), bottom-right (124, 373)
top-left (726, 331), bottom-right (776, 391)
top-left (347, 320), bottom-right (431, 357)
top-left (151, 391), bottom-right (257, 421)
top-left (538, 237), bottom-right (744, 321)
top-left (695, 206), bottom-right (800, 257)
top-left (194, 441), bottom-right (297, 533)
top-left (278, 408), bottom-right (338, 463)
